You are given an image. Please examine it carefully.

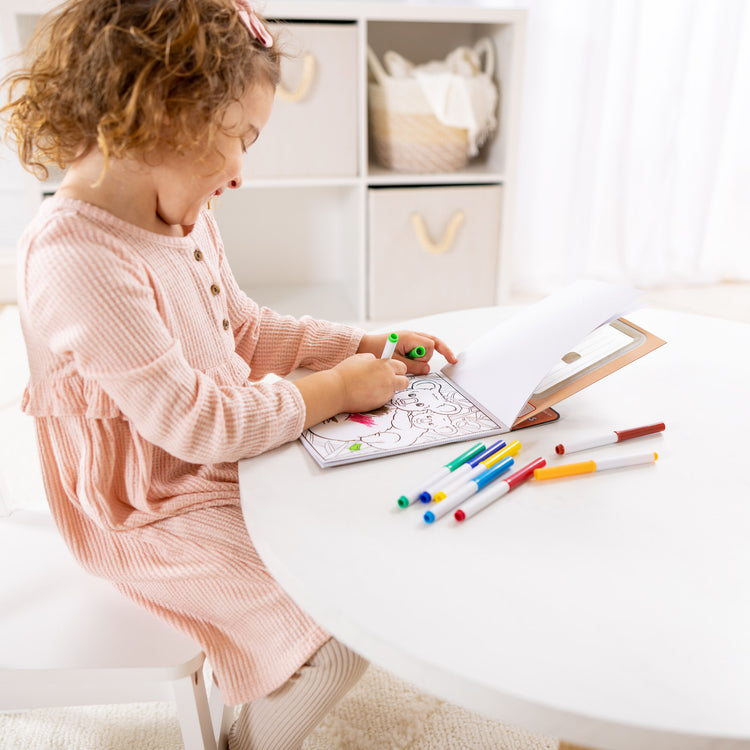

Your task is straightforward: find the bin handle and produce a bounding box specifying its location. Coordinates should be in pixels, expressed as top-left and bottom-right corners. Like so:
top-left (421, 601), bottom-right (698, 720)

top-left (277, 53), bottom-right (316, 103)
top-left (411, 211), bottom-right (465, 255)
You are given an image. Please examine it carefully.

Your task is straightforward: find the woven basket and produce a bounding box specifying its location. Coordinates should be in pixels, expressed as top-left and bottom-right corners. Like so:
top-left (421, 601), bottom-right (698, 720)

top-left (367, 42), bottom-right (493, 173)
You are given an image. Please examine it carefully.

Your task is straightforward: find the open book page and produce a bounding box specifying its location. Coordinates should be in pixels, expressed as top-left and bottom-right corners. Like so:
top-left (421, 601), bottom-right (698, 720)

top-left (524, 317), bottom-right (664, 419)
top-left (300, 372), bottom-right (506, 468)
top-left (441, 280), bottom-right (644, 427)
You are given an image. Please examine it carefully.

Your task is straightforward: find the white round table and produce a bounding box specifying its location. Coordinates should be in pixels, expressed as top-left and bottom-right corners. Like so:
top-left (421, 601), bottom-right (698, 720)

top-left (239, 307), bottom-right (750, 750)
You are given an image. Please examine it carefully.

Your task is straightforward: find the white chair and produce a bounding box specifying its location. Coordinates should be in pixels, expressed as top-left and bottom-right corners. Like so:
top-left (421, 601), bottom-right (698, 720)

top-left (0, 509), bottom-right (233, 749)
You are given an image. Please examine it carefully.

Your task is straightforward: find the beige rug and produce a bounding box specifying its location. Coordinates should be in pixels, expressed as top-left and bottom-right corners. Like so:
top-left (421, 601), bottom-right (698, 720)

top-left (0, 665), bottom-right (561, 750)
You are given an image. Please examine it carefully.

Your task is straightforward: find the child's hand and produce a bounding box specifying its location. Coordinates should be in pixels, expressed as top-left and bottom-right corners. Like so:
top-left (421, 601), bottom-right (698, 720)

top-left (295, 353), bottom-right (409, 429)
top-left (332, 353), bottom-right (409, 414)
top-left (358, 331), bottom-right (458, 375)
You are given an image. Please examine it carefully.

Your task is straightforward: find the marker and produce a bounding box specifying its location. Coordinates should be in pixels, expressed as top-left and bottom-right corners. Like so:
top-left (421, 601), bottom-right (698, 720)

top-left (419, 439), bottom-right (507, 503)
top-left (424, 457), bottom-right (514, 523)
top-left (396, 442), bottom-right (486, 508)
top-left (555, 422), bottom-right (665, 455)
top-left (455, 457), bottom-right (546, 522)
top-left (407, 345), bottom-right (426, 359)
top-left (425, 439), bottom-right (522, 503)
top-left (380, 332), bottom-right (398, 359)
top-left (534, 451), bottom-right (659, 480)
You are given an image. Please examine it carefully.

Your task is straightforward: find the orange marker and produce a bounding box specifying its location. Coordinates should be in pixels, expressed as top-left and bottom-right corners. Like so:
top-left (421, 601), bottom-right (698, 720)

top-left (534, 451), bottom-right (658, 480)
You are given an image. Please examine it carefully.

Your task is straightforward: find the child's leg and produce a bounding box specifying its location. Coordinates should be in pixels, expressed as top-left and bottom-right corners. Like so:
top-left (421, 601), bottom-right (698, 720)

top-left (228, 637), bottom-right (368, 750)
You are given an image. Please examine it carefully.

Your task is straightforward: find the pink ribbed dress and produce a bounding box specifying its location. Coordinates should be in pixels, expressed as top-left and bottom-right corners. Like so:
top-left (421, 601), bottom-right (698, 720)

top-left (18, 196), bottom-right (364, 705)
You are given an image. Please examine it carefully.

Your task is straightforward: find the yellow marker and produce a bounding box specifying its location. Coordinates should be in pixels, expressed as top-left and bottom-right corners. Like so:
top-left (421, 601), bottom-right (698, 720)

top-left (433, 440), bottom-right (522, 502)
top-left (485, 440), bottom-right (522, 466)
top-left (533, 451), bottom-right (658, 480)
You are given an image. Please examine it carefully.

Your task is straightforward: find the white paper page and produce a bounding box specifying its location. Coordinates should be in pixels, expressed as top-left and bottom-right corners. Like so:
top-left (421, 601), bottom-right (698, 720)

top-left (440, 280), bottom-right (643, 427)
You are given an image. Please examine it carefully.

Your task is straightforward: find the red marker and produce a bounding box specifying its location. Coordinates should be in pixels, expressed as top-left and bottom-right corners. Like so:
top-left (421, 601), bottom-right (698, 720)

top-left (454, 457), bottom-right (545, 522)
top-left (555, 422), bottom-right (665, 456)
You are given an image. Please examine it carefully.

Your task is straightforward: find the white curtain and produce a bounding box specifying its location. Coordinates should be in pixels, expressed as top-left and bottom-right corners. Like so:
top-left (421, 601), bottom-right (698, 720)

top-left (506, 0), bottom-right (750, 295)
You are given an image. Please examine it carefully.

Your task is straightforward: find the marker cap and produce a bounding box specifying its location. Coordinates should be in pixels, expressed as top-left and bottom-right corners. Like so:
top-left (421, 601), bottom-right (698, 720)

top-left (445, 442), bottom-right (486, 472)
top-left (474, 457), bottom-right (514, 489)
top-left (483, 440), bottom-right (521, 468)
top-left (615, 422), bottom-right (666, 441)
top-left (534, 461), bottom-right (596, 480)
top-left (506, 456), bottom-right (546, 488)
top-left (469, 439), bottom-right (507, 467)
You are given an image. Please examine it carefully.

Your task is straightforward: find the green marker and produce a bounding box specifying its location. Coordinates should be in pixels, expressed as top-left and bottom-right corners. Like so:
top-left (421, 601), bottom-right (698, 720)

top-left (380, 332), bottom-right (398, 359)
top-left (396, 442), bottom-right (486, 508)
top-left (406, 345), bottom-right (426, 359)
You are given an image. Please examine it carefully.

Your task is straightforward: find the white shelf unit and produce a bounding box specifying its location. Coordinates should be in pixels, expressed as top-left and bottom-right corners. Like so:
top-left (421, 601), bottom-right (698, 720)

top-left (2, 1), bottom-right (527, 322)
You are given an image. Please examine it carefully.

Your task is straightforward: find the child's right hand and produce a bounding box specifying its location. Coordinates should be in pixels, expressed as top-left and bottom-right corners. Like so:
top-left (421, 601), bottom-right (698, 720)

top-left (332, 353), bottom-right (409, 414)
top-left (294, 353), bottom-right (408, 430)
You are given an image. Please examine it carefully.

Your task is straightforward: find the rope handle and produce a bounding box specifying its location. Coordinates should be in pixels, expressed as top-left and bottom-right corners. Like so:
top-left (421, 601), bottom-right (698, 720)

top-left (277, 53), bottom-right (316, 103)
top-left (411, 211), bottom-right (465, 255)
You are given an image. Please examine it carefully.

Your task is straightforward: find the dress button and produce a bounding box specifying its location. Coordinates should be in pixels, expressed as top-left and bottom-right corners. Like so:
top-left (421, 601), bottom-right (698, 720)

top-left (194, 248), bottom-right (203, 261)
top-left (222, 318), bottom-right (230, 330)
top-left (210, 283), bottom-right (221, 296)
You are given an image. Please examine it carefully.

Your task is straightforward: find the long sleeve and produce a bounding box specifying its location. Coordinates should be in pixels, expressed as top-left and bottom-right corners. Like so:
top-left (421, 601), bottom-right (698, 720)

top-left (21, 205), bottom-right (318, 464)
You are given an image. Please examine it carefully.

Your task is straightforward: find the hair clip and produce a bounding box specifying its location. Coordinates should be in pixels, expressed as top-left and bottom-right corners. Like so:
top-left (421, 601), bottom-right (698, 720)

top-left (236, 0), bottom-right (273, 48)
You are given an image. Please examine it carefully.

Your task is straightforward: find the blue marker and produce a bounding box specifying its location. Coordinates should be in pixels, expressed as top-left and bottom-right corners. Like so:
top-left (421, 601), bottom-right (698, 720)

top-left (424, 457), bottom-right (514, 523)
top-left (396, 442), bottom-right (486, 508)
top-left (419, 439), bottom-right (507, 503)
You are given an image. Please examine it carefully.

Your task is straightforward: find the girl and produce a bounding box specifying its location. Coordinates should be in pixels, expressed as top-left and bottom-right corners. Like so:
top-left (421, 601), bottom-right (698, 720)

top-left (1, 0), bottom-right (457, 747)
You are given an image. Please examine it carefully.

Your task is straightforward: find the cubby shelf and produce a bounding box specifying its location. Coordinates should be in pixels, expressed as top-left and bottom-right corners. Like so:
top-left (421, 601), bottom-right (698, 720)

top-left (1, 1), bottom-right (526, 321)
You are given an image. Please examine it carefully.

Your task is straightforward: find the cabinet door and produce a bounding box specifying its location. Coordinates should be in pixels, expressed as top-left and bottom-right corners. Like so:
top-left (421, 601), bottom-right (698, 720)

top-left (368, 185), bottom-right (502, 319)
top-left (243, 23), bottom-right (358, 179)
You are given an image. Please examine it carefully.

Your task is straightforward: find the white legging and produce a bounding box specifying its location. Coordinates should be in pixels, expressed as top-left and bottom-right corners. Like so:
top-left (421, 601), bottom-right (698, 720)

top-left (228, 637), bottom-right (369, 750)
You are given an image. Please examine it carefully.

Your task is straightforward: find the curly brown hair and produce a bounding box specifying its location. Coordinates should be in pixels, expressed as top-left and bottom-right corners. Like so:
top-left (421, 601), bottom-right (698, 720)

top-left (1, 0), bottom-right (281, 179)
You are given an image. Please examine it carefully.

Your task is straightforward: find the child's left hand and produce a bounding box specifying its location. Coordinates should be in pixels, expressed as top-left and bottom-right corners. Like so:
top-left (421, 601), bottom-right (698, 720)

top-left (358, 331), bottom-right (458, 375)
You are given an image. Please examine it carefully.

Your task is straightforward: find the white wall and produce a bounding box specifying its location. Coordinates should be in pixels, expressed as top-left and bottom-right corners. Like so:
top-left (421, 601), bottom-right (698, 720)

top-left (506, 0), bottom-right (749, 294)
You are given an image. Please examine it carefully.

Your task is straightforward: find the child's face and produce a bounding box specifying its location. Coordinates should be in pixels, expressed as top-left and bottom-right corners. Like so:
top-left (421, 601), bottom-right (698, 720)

top-left (153, 81), bottom-right (275, 229)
